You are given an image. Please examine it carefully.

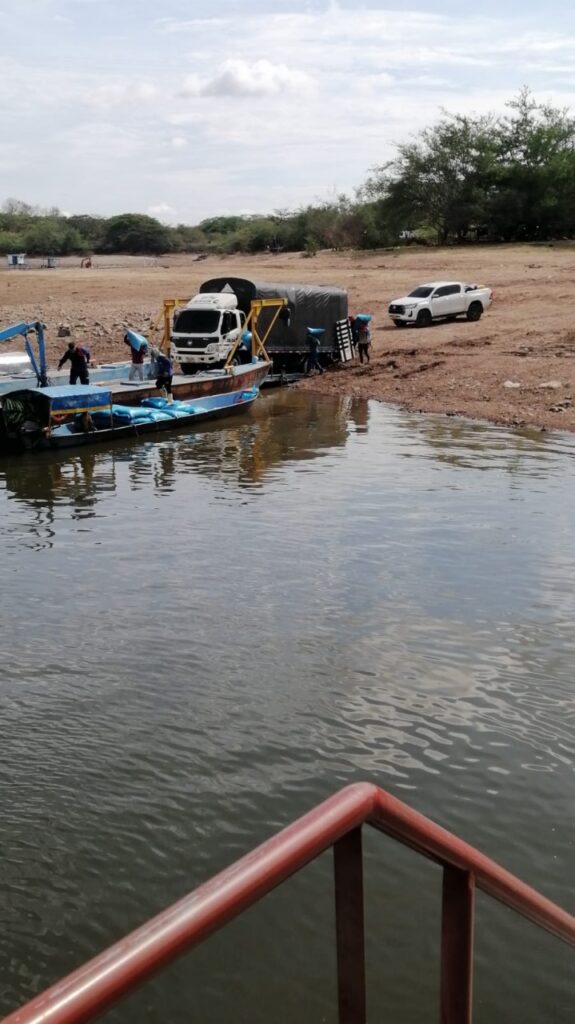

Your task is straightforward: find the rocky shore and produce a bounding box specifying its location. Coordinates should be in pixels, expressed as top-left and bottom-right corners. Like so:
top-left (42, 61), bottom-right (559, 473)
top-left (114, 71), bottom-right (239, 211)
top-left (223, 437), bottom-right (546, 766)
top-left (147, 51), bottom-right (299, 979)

top-left (2, 245), bottom-right (575, 432)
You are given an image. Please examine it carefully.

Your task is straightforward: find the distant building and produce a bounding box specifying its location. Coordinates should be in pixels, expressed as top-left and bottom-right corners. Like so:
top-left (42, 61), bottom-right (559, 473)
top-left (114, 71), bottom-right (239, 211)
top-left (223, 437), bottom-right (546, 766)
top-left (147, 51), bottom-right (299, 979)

top-left (6, 253), bottom-right (28, 268)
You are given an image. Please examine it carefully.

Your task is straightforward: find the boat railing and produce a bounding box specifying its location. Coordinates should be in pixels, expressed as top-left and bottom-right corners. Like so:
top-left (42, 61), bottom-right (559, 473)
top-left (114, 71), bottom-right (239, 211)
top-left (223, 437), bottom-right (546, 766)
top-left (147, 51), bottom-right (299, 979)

top-left (2, 781), bottom-right (574, 1024)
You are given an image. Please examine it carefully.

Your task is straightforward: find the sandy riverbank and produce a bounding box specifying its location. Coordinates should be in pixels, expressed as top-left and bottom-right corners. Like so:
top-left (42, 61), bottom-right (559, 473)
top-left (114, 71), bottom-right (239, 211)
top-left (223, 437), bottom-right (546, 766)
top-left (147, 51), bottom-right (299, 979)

top-left (1, 245), bottom-right (575, 431)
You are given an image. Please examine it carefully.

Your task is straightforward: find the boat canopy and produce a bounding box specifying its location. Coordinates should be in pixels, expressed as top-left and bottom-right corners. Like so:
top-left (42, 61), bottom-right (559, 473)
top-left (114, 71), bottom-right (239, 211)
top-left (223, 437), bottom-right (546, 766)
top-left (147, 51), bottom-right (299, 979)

top-left (10, 384), bottom-right (113, 416)
top-left (33, 384), bottom-right (113, 414)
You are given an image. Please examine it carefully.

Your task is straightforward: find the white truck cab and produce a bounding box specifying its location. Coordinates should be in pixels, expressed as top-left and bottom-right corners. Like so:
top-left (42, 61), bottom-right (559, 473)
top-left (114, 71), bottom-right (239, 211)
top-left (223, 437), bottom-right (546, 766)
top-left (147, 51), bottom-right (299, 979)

top-left (171, 293), bottom-right (246, 373)
top-left (388, 281), bottom-right (492, 328)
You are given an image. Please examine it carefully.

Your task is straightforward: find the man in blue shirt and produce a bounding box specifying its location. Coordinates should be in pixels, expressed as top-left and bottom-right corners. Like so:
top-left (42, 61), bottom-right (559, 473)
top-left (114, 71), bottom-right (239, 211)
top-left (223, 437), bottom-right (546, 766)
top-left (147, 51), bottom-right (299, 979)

top-left (153, 348), bottom-right (174, 396)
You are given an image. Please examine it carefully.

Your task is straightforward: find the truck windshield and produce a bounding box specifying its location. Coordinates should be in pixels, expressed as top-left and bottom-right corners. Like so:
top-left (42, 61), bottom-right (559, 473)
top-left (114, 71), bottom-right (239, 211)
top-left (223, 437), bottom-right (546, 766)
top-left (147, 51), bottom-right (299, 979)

top-left (173, 310), bottom-right (221, 334)
top-left (408, 286), bottom-right (434, 298)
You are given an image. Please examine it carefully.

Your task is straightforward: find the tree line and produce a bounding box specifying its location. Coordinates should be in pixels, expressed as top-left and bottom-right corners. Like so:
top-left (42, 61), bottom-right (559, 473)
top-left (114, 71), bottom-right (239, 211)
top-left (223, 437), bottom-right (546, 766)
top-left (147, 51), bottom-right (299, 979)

top-left (2, 90), bottom-right (574, 256)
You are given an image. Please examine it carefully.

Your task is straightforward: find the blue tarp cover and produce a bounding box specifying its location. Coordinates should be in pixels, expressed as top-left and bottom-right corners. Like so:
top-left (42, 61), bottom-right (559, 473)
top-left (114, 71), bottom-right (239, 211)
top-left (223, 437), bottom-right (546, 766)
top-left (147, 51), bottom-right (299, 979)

top-left (29, 385), bottom-right (113, 412)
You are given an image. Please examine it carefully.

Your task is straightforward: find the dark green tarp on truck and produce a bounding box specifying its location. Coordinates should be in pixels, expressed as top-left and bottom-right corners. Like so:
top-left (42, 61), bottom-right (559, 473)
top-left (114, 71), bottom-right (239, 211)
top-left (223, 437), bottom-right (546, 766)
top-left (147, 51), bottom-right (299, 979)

top-left (199, 278), bottom-right (348, 360)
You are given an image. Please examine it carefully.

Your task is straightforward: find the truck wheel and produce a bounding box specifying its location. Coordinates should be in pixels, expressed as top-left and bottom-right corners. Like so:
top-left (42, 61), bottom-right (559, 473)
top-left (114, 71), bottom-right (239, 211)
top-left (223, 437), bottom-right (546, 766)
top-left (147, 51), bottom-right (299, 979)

top-left (181, 363), bottom-right (196, 375)
top-left (416, 309), bottom-right (432, 328)
top-left (394, 320), bottom-right (407, 328)
top-left (466, 302), bottom-right (483, 322)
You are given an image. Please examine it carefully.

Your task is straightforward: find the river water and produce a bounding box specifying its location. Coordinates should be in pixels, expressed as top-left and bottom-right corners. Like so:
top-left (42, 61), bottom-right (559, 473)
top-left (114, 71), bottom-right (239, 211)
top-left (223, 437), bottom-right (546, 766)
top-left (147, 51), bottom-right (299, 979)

top-left (0, 391), bottom-right (574, 1023)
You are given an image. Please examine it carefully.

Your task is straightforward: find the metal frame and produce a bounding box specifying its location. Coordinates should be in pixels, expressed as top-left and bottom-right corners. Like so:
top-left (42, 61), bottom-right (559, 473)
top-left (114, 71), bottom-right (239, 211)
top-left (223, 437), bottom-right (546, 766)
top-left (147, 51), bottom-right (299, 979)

top-left (223, 298), bottom-right (287, 369)
top-left (3, 782), bottom-right (574, 1024)
top-left (152, 297), bottom-right (286, 366)
top-left (158, 298), bottom-right (189, 352)
top-left (0, 321), bottom-right (47, 386)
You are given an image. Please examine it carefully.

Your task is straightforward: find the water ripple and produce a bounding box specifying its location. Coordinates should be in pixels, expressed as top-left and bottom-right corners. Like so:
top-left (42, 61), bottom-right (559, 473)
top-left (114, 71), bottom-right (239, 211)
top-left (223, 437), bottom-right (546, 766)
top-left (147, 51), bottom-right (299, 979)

top-left (1, 393), bottom-right (575, 1023)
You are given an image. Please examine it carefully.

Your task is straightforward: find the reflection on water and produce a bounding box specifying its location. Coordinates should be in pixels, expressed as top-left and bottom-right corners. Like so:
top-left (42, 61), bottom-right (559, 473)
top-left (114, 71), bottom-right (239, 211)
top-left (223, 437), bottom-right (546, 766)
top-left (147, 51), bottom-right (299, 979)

top-left (1, 393), bottom-right (370, 513)
top-left (0, 392), bottom-right (574, 1024)
top-left (399, 412), bottom-right (572, 476)
top-left (148, 391), bottom-right (370, 491)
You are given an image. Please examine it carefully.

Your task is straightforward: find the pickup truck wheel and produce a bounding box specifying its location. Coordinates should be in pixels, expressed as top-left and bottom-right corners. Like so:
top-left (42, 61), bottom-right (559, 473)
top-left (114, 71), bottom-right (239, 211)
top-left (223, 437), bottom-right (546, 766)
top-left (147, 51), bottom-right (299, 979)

top-left (393, 320), bottom-right (407, 328)
top-left (466, 302), bottom-right (483, 322)
top-left (416, 309), bottom-right (432, 328)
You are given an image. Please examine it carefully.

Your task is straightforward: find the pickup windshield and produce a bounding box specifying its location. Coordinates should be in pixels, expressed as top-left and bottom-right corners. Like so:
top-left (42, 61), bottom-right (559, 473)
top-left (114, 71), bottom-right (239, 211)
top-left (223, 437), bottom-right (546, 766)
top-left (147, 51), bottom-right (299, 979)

top-left (408, 286), bottom-right (434, 298)
top-left (173, 310), bottom-right (221, 334)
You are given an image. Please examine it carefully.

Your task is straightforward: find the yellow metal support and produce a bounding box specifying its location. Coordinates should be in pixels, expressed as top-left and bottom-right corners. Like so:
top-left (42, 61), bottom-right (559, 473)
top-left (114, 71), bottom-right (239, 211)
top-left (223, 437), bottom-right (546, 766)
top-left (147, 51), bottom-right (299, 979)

top-left (152, 296), bottom-right (287, 366)
top-left (223, 298), bottom-right (287, 371)
top-left (148, 299), bottom-right (189, 353)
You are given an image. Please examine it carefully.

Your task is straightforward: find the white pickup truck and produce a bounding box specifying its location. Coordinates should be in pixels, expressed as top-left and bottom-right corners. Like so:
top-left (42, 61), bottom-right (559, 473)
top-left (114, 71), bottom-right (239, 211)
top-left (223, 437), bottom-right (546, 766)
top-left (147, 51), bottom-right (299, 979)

top-left (388, 281), bottom-right (493, 328)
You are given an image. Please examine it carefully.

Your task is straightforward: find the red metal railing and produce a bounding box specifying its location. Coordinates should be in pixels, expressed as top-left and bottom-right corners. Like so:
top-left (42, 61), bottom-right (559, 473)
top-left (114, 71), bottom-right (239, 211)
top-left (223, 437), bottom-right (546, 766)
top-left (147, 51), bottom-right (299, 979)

top-left (3, 782), bottom-right (575, 1024)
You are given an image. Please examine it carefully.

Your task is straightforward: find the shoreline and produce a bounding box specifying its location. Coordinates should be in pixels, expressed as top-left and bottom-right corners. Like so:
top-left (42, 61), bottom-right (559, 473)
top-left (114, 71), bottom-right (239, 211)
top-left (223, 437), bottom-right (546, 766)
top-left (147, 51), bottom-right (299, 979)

top-left (296, 350), bottom-right (563, 433)
top-left (1, 244), bottom-right (575, 434)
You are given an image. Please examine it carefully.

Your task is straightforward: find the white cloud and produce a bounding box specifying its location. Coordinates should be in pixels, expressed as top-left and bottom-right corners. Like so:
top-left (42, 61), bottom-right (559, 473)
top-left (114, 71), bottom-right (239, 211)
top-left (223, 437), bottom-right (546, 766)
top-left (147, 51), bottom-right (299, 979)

top-left (55, 120), bottom-right (144, 161)
top-left (156, 16), bottom-right (229, 33)
top-left (179, 59), bottom-right (313, 99)
top-left (86, 80), bottom-right (157, 110)
top-left (148, 202), bottom-right (177, 222)
top-left (3, 2), bottom-right (575, 222)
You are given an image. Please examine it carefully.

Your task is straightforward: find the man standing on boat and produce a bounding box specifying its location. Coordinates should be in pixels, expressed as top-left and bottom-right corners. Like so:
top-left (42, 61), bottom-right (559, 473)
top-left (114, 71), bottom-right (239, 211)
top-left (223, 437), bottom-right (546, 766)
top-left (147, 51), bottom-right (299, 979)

top-left (58, 341), bottom-right (91, 384)
top-left (152, 347), bottom-right (174, 397)
top-left (124, 333), bottom-right (147, 383)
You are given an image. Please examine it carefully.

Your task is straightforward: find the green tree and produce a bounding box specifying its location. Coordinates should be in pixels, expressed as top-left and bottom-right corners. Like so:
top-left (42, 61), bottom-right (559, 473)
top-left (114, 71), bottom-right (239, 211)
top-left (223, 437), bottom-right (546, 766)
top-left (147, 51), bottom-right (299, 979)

top-left (363, 111), bottom-right (499, 243)
top-left (65, 214), bottom-right (106, 250)
top-left (23, 218), bottom-right (65, 255)
top-left (0, 230), bottom-right (26, 254)
top-left (487, 89), bottom-right (575, 239)
top-left (100, 213), bottom-right (173, 254)
top-left (172, 223), bottom-right (206, 251)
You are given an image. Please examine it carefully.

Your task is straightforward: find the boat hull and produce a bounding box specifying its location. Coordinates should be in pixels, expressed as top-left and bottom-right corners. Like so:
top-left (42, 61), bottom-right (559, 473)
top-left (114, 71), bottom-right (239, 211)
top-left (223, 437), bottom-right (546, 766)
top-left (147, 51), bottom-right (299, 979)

top-left (1, 389), bottom-right (259, 456)
top-left (0, 359), bottom-right (271, 403)
top-left (114, 360), bottom-right (270, 406)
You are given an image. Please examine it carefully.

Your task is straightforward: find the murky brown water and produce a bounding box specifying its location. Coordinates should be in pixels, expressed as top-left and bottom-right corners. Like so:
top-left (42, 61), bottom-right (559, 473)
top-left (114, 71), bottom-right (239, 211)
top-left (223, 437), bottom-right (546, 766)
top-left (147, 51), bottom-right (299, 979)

top-left (0, 391), bottom-right (574, 1023)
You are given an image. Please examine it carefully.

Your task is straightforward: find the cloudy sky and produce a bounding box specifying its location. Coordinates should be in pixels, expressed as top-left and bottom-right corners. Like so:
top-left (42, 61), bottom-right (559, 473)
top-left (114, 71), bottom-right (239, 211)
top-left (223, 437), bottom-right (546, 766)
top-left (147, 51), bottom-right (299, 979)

top-left (2, 0), bottom-right (575, 225)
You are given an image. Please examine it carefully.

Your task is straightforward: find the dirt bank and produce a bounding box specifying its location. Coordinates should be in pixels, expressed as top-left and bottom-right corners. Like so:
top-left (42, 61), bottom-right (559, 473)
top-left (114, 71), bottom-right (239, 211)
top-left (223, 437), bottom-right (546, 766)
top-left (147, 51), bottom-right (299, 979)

top-left (2, 245), bottom-right (575, 431)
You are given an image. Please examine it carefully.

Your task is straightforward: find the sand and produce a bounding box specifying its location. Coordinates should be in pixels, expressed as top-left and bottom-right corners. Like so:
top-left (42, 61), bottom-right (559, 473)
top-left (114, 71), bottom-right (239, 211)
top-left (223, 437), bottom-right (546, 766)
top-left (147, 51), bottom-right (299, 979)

top-left (2, 244), bottom-right (575, 431)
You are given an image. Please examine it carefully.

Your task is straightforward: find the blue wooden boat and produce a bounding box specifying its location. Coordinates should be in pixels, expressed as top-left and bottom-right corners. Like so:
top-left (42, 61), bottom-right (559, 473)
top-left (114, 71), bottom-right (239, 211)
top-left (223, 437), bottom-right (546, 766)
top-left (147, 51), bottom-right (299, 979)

top-left (0, 383), bottom-right (259, 455)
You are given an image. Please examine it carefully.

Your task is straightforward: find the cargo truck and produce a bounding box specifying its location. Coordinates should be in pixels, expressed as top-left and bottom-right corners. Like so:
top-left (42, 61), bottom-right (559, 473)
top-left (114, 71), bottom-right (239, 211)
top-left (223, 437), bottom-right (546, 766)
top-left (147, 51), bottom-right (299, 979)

top-left (170, 277), bottom-right (351, 374)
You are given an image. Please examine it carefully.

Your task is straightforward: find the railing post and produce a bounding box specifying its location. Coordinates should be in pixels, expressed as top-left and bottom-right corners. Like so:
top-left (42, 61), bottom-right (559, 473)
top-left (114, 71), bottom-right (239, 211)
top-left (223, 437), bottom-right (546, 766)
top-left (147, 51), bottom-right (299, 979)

top-left (334, 827), bottom-right (367, 1024)
top-left (440, 866), bottom-right (475, 1024)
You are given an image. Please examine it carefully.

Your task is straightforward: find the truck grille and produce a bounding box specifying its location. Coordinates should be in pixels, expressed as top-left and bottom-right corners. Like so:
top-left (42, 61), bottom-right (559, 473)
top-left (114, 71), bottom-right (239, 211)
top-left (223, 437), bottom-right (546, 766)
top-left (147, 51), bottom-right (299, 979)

top-left (389, 304), bottom-right (405, 315)
top-left (175, 339), bottom-right (210, 350)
